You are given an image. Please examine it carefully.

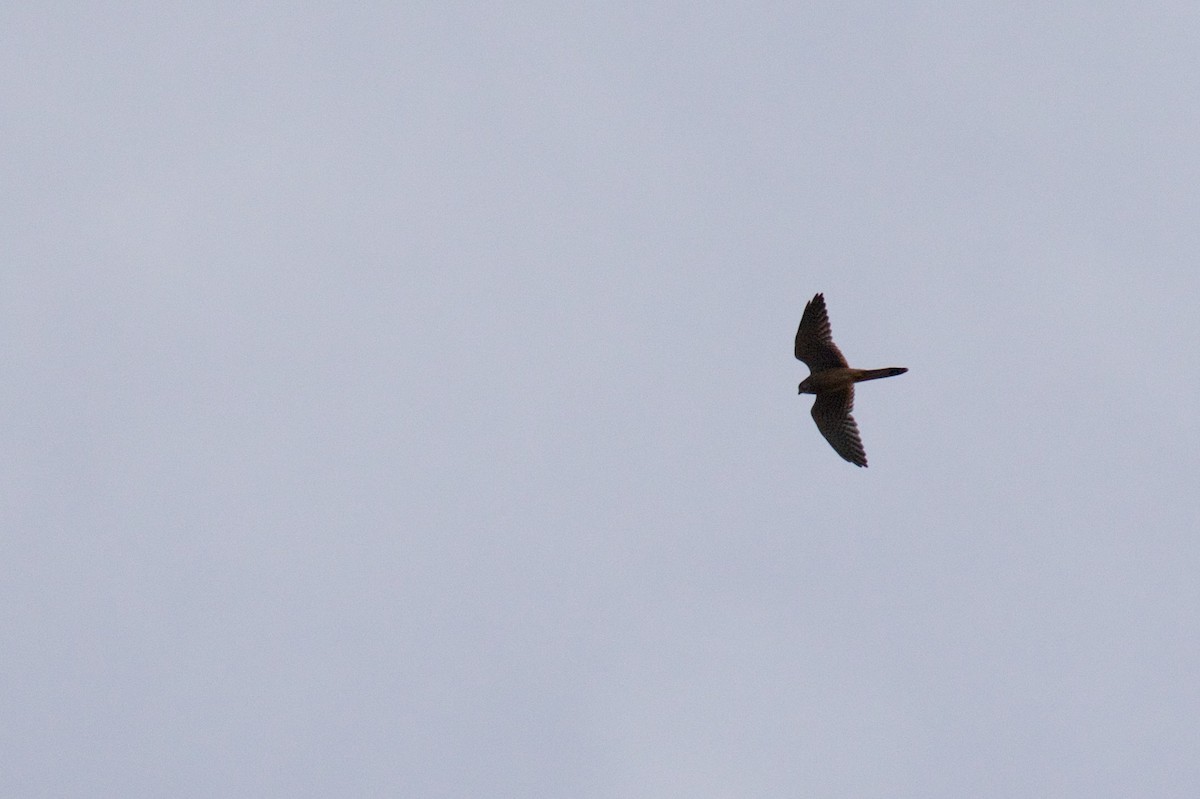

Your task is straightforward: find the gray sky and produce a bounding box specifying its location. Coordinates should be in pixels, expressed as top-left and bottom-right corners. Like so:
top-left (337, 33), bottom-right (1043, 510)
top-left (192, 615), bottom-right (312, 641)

top-left (5, 3), bottom-right (1200, 796)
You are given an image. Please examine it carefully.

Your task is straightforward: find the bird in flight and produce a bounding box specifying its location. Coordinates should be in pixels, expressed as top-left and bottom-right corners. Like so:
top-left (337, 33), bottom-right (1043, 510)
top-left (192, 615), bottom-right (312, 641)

top-left (795, 293), bottom-right (907, 467)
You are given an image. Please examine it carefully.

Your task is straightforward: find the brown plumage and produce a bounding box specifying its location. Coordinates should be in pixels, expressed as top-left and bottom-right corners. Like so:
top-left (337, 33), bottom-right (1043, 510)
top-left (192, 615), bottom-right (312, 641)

top-left (795, 293), bottom-right (907, 467)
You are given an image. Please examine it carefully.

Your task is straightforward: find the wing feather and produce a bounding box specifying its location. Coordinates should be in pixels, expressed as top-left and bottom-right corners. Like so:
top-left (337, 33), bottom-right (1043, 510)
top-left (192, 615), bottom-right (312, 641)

top-left (794, 293), bottom-right (849, 370)
top-left (810, 387), bottom-right (867, 467)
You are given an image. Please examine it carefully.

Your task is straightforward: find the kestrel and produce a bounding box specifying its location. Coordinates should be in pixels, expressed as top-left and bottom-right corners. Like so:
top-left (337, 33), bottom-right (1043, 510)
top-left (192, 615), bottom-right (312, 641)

top-left (795, 293), bottom-right (907, 467)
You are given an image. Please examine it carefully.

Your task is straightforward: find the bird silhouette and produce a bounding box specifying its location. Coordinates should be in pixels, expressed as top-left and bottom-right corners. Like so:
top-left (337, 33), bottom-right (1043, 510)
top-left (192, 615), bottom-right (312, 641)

top-left (795, 293), bottom-right (907, 467)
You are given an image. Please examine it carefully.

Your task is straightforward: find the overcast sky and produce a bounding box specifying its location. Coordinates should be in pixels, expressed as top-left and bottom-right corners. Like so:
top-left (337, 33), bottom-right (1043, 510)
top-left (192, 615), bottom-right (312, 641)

top-left (5, 3), bottom-right (1200, 797)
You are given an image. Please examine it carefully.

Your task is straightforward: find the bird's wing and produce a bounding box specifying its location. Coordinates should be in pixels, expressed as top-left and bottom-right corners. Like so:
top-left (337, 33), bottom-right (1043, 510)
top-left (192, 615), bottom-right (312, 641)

top-left (810, 387), bottom-right (867, 467)
top-left (794, 293), bottom-right (849, 370)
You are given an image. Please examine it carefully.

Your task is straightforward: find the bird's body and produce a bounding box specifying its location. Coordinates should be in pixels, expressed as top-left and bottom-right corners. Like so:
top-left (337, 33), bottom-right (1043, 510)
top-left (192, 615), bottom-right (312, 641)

top-left (795, 293), bottom-right (906, 467)
top-left (797, 367), bottom-right (901, 395)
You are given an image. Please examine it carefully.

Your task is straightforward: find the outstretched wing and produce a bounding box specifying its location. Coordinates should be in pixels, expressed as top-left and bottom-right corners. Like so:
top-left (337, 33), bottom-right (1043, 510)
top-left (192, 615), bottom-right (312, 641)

top-left (810, 387), bottom-right (867, 467)
top-left (794, 293), bottom-right (848, 371)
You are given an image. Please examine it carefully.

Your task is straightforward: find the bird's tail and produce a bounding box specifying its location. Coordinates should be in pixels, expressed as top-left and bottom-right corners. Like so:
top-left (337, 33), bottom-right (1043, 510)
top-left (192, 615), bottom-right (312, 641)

top-left (855, 367), bottom-right (908, 382)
